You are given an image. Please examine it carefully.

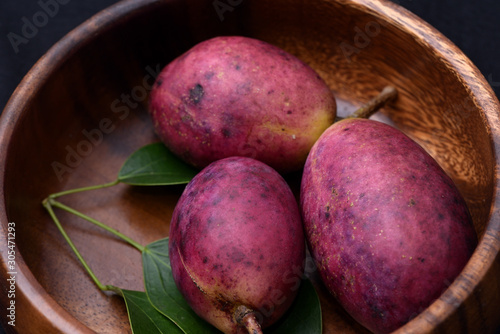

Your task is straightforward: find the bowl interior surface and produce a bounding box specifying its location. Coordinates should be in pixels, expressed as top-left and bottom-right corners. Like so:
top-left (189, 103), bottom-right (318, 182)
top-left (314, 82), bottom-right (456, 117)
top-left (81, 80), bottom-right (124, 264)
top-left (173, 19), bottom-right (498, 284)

top-left (1, 0), bottom-right (500, 333)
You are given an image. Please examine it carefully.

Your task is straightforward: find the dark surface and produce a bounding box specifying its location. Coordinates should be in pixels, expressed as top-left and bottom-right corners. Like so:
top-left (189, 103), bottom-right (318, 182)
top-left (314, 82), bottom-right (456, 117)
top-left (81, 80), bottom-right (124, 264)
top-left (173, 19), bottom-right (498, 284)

top-left (0, 0), bottom-right (121, 115)
top-left (0, 0), bottom-right (499, 333)
top-left (394, 0), bottom-right (500, 100)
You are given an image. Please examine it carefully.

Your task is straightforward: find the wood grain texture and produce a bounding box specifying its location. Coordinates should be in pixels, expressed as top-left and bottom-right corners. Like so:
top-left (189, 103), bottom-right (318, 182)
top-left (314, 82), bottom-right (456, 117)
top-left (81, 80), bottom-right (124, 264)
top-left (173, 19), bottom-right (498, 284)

top-left (1, 0), bottom-right (499, 333)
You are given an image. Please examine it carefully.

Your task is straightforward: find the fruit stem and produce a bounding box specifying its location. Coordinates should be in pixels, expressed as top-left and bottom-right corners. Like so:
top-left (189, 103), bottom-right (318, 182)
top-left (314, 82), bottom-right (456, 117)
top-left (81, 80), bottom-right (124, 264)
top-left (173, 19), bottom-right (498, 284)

top-left (42, 200), bottom-right (121, 292)
top-left (48, 198), bottom-right (145, 253)
top-left (46, 179), bottom-right (120, 201)
top-left (347, 85), bottom-right (398, 120)
top-left (234, 305), bottom-right (263, 334)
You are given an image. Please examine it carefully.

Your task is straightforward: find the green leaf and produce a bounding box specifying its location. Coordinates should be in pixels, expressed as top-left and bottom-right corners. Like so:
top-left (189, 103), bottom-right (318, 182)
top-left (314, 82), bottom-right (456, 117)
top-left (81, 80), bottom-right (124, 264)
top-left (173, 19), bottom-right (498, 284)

top-left (268, 278), bottom-right (322, 334)
top-left (121, 289), bottom-right (184, 334)
top-left (118, 143), bottom-right (198, 186)
top-left (142, 238), bottom-right (220, 334)
top-left (141, 238), bottom-right (322, 334)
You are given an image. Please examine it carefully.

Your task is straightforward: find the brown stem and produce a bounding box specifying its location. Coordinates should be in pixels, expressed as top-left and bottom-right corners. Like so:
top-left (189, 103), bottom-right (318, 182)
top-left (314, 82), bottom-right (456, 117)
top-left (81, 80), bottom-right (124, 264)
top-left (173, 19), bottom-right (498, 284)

top-left (346, 85), bottom-right (398, 120)
top-left (234, 305), bottom-right (263, 334)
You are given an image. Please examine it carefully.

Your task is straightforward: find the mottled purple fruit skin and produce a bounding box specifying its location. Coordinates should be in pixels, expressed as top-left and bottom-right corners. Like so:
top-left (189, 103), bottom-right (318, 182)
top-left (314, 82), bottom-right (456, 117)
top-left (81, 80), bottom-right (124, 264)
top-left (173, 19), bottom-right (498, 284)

top-left (149, 36), bottom-right (336, 174)
top-left (300, 119), bottom-right (477, 334)
top-left (169, 157), bottom-right (305, 333)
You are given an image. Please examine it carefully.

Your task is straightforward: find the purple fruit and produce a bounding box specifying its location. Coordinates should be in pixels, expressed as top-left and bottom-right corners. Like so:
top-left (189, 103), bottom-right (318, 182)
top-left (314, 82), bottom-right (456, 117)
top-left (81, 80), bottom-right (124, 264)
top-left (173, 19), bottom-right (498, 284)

top-left (300, 118), bottom-right (477, 333)
top-left (169, 157), bottom-right (305, 333)
top-left (149, 36), bottom-right (336, 173)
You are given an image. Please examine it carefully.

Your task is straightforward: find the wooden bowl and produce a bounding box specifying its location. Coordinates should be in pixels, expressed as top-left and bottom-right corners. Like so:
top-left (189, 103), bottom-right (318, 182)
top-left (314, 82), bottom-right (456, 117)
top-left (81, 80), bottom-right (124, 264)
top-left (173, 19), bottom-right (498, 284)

top-left (1, 0), bottom-right (500, 333)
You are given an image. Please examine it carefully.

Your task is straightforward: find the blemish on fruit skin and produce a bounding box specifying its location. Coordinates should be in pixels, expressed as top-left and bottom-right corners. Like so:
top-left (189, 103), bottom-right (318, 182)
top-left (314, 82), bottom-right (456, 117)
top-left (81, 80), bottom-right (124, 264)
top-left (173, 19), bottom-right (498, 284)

top-left (189, 83), bottom-right (204, 104)
top-left (204, 71), bottom-right (215, 80)
top-left (368, 303), bottom-right (385, 319)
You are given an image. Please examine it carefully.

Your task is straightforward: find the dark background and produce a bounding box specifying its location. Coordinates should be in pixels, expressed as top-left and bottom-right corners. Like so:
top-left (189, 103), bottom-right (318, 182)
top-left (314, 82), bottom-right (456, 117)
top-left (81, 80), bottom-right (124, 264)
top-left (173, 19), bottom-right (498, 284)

top-left (0, 0), bottom-right (499, 333)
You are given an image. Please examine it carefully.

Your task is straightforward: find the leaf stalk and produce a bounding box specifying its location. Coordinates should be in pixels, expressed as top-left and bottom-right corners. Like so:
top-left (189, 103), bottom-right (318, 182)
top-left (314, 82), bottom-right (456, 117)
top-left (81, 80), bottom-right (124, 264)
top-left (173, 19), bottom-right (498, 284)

top-left (48, 198), bottom-right (145, 253)
top-left (46, 179), bottom-right (120, 200)
top-left (42, 200), bottom-right (120, 292)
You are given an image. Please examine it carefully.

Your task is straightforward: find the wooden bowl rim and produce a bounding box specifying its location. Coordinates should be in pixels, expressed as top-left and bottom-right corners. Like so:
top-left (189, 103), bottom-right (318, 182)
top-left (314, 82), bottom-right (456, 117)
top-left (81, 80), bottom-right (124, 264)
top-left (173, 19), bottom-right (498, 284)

top-left (1, 0), bottom-right (499, 332)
